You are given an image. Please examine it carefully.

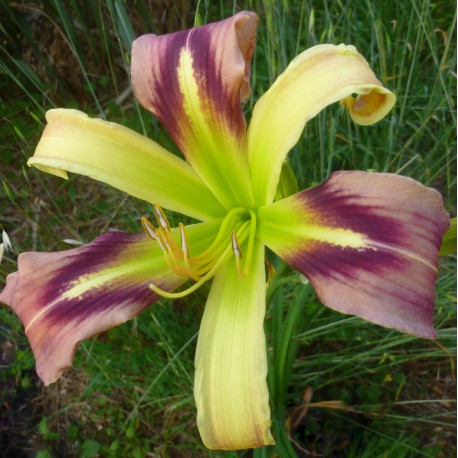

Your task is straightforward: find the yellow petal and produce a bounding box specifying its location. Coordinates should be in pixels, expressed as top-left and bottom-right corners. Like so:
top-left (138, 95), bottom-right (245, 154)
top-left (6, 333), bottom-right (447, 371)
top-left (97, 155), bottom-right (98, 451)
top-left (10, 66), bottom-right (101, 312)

top-left (248, 44), bottom-right (396, 206)
top-left (28, 109), bottom-right (225, 221)
top-left (194, 241), bottom-right (275, 449)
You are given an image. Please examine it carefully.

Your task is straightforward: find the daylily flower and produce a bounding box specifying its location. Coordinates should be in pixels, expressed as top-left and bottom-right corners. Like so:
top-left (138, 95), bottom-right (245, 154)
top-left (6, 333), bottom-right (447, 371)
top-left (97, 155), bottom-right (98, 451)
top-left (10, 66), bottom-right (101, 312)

top-left (0, 11), bottom-right (449, 450)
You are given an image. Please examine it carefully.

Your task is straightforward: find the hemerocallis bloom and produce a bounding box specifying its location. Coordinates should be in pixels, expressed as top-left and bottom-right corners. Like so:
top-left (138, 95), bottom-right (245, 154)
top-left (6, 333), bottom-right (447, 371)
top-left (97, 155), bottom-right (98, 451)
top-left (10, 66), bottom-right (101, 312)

top-left (0, 12), bottom-right (449, 450)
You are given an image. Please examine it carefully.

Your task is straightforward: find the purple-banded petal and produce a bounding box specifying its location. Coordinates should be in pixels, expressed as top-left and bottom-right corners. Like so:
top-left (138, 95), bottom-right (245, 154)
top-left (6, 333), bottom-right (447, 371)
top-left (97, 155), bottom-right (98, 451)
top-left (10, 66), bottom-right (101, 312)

top-left (131, 12), bottom-right (258, 209)
top-left (257, 171), bottom-right (450, 338)
top-left (0, 221), bottom-right (220, 385)
top-left (28, 109), bottom-right (225, 221)
top-left (248, 44), bottom-right (396, 206)
top-left (194, 241), bottom-right (274, 449)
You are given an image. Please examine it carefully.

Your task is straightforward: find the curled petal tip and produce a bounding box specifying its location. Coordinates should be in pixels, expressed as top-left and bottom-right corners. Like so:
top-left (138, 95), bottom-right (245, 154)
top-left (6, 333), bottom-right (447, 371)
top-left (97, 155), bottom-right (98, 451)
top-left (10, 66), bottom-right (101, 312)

top-left (342, 87), bottom-right (396, 126)
top-left (249, 43), bottom-right (396, 205)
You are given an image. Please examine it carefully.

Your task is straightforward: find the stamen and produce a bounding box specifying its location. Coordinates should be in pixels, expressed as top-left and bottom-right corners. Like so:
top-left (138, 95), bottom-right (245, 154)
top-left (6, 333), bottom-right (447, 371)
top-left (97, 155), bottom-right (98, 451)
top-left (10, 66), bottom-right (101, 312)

top-left (170, 223), bottom-right (201, 281)
top-left (231, 232), bottom-right (242, 258)
top-left (156, 229), bottom-right (170, 252)
top-left (242, 210), bottom-right (257, 277)
top-left (231, 232), bottom-right (244, 279)
top-left (162, 250), bottom-right (184, 275)
top-left (190, 221), bottom-right (249, 277)
top-left (156, 229), bottom-right (192, 277)
top-left (141, 216), bottom-right (158, 241)
top-left (154, 204), bottom-right (170, 231)
top-left (143, 208), bottom-right (196, 278)
top-left (150, 242), bottom-right (234, 299)
top-left (193, 207), bottom-right (247, 262)
top-left (180, 223), bottom-right (191, 267)
top-left (161, 227), bottom-right (181, 253)
top-left (144, 205), bottom-right (256, 298)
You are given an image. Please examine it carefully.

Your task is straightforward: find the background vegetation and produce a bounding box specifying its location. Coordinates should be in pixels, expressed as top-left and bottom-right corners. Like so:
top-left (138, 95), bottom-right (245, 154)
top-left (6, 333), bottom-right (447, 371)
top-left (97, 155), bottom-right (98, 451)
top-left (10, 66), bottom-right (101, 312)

top-left (0, 0), bottom-right (456, 457)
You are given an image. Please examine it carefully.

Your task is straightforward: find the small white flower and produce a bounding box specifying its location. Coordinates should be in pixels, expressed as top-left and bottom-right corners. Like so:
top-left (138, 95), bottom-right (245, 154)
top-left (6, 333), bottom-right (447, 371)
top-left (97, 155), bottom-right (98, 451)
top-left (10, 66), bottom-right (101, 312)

top-left (2, 230), bottom-right (12, 252)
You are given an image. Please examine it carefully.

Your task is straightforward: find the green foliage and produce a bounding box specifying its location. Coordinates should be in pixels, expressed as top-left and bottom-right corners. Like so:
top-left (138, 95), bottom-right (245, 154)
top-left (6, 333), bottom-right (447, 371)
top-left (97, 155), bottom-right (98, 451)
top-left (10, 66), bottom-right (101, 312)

top-left (81, 439), bottom-right (102, 458)
top-left (440, 217), bottom-right (457, 255)
top-left (0, 0), bottom-right (456, 457)
top-left (274, 161), bottom-right (299, 201)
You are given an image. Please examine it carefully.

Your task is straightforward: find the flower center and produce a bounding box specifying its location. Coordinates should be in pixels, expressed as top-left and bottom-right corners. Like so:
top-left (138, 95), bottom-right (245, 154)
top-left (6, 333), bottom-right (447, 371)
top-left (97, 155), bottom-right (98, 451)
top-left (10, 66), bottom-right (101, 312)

top-left (142, 205), bottom-right (257, 298)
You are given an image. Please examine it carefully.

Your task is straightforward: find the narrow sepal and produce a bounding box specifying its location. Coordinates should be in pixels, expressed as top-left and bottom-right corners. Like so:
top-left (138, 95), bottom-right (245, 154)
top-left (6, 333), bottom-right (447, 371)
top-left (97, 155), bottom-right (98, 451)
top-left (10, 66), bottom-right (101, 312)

top-left (248, 44), bottom-right (396, 206)
top-left (29, 109), bottom-right (225, 221)
top-left (194, 241), bottom-right (274, 449)
top-left (131, 12), bottom-right (258, 209)
top-left (258, 171), bottom-right (449, 338)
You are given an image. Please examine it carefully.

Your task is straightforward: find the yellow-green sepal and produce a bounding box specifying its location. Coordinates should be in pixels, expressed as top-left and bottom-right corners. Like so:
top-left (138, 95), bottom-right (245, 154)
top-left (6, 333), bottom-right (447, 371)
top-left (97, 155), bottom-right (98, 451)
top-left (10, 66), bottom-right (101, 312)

top-left (29, 109), bottom-right (226, 221)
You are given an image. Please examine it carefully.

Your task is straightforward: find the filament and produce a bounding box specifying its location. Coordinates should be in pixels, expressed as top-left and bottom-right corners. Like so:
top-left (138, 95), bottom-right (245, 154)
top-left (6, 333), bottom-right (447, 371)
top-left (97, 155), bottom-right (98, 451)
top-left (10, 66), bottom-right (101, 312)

top-left (143, 204), bottom-right (257, 298)
top-left (150, 240), bottom-right (235, 299)
top-left (242, 210), bottom-right (257, 277)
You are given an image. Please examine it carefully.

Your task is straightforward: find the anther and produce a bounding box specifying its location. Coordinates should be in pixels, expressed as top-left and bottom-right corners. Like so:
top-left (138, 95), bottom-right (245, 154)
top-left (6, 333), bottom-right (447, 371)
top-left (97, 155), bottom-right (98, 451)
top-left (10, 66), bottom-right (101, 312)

top-left (154, 204), bottom-right (170, 231)
top-left (180, 223), bottom-right (190, 263)
top-left (231, 232), bottom-right (244, 279)
top-left (141, 217), bottom-right (158, 241)
top-left (178, 223), bottom-right (202, 280)
top-left (231, 232), bottom-right (242, 258)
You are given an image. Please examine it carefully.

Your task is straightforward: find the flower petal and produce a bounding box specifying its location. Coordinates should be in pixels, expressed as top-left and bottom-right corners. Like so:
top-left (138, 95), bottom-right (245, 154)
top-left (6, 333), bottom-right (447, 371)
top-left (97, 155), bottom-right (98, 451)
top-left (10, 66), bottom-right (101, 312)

top-left (0, 221), bottom-right (220, 385)
top-left (258, 171), bottom-right (449, 338)
top-left (28, 109), bottom-right (225, 221)
top-left (194, 241), bottom-right (274, 450)
top-left (131, 12), bottom-right (258, 209)
top-left (248, 44), bottom-right (396, 206)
